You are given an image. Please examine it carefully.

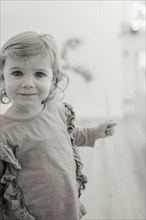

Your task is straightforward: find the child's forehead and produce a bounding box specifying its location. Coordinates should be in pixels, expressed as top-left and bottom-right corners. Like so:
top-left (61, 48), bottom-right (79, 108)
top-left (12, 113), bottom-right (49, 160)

top-left (5, 54), bottom-right (52, 68)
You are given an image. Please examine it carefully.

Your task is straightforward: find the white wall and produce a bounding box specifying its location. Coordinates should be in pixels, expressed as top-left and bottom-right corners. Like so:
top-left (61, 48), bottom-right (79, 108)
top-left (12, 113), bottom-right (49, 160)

top-left (1, 1), bottom-right (134, 118)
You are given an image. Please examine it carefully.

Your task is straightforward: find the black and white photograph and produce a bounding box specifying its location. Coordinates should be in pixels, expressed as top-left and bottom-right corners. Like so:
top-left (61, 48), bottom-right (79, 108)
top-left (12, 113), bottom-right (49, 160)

top-left (0, 1), bottom-right (145, 220)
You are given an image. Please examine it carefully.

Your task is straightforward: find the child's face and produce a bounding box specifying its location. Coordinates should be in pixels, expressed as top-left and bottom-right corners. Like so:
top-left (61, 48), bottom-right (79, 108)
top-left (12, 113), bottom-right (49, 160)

top-left (2, 54), bottom-right (54, 108)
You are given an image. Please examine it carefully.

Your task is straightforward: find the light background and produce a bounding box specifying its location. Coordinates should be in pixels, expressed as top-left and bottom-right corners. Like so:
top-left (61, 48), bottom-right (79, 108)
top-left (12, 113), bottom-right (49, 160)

top-left (1, 0), bottom-right (129, 118)
top-left (1, 1), bottom-right (145, 220)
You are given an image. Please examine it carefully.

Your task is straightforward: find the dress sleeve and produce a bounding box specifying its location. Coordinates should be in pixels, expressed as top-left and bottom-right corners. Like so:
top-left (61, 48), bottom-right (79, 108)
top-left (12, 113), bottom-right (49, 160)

top-left (73, 127), bottom-right (97, 147)
top-left (62, 102), bottom-right (97, 147)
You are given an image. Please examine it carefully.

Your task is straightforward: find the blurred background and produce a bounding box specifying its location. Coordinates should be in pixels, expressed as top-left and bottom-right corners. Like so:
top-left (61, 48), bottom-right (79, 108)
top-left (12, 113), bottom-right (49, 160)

top-left (1, 1), bottom-right (145, 219)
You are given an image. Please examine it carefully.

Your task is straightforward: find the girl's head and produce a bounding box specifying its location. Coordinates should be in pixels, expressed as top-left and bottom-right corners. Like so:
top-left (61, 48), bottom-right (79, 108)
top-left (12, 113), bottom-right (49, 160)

top-left (0, 31), bottom-right (68, 104)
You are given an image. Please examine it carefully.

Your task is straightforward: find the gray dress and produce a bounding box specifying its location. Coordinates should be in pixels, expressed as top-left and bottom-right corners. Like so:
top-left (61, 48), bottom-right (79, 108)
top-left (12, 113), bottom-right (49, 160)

top-left (0, 102), bottom-right (96, 220)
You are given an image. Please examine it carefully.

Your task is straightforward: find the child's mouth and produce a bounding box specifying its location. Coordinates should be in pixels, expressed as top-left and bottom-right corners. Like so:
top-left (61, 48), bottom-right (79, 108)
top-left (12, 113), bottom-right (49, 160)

top-left (19, 94), bottom-right (37, 96)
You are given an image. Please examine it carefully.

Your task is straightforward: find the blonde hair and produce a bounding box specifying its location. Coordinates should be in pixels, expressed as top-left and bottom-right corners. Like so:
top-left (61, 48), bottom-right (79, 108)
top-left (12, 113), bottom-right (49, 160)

top-left (0, 31), bottom-right (68, 103)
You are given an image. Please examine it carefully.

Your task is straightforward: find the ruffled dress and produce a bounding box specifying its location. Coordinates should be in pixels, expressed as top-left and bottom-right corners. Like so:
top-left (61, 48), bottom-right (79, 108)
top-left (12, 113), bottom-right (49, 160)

top-left (0, 102), bottom-right (97, 220)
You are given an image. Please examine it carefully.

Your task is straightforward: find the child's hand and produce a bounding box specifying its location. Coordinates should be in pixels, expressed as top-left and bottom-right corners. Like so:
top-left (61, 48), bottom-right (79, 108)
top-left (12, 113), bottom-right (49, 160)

top-left (96, 121), bottom-right (117, 139)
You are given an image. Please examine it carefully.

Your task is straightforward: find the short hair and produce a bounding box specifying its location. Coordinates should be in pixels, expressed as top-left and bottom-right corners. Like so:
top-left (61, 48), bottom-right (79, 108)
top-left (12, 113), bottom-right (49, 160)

top-left (0, 31), bottom-right (68, 103)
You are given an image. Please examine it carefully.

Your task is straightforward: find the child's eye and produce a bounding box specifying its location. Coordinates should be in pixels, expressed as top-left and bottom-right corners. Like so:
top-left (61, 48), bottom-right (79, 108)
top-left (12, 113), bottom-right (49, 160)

top-left (11, 71), bottom-right (23, 77)
top-left (35, 72), bottom-right (46, 78)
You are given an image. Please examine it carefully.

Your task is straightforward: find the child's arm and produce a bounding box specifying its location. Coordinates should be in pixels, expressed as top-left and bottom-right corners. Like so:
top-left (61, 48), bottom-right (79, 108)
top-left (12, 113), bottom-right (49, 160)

top-left (73, 121), bottom-right (116, 147)
top-left (63, 103), bottom-right (116, 147)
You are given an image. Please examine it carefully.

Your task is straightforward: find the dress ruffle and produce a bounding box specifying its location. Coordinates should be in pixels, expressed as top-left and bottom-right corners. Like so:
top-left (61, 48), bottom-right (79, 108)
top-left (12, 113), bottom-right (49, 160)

top-left (0, 141), bottom-right (36, 219)
top-left (63, 103), bottom-right (88, 198)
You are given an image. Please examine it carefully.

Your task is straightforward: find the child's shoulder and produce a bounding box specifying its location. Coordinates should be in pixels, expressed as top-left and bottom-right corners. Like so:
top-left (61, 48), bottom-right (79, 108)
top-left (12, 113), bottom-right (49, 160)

top-left (45, 101), bottom-right (75, 123)
top-left (45, 101), bottom-right (68, 115)
top-left (52, 101), bottom-right (75, 115)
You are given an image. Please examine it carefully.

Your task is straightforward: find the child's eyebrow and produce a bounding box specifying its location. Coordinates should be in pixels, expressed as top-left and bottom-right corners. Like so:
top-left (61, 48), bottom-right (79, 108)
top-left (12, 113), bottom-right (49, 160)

top-left (33, 68), bottom-right (52, 72)
top-left (9, 67), bottom-right (52, 72)
top-left (9, 67), bottom-right (22, 70)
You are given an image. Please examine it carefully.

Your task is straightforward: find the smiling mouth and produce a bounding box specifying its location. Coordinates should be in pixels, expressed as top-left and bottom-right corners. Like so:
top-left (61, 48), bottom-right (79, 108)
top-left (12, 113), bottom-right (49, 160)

top-left (19, 94), bottom-right (37, 96)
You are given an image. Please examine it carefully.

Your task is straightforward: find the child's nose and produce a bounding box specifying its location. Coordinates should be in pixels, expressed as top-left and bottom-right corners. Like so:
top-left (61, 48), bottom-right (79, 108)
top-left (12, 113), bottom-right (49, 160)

top-left (21, 76), bottom-right (35, 88)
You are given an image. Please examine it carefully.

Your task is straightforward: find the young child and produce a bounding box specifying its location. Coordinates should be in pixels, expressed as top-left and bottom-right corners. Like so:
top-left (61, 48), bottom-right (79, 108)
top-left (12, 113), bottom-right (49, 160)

top-left (0, 31), bottom-right (116, 220)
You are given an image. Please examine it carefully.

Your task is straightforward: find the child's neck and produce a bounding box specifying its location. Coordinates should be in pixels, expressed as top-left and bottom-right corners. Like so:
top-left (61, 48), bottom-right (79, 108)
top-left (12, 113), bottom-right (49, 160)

top-left (4, 103), bottom-right (45, 119)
